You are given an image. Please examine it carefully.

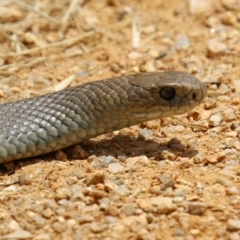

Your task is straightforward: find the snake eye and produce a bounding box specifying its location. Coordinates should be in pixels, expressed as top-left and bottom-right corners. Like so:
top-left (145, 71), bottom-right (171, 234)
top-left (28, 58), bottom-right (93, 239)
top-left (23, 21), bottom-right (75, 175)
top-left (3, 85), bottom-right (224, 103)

top-left (159, 87), bottom-right (175, 100)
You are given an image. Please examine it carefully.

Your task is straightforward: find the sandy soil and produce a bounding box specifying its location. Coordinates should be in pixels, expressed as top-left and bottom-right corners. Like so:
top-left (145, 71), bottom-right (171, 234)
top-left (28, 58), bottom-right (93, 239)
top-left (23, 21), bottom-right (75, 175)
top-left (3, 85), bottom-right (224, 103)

top-left (0, 0), bottom-right (240, 239)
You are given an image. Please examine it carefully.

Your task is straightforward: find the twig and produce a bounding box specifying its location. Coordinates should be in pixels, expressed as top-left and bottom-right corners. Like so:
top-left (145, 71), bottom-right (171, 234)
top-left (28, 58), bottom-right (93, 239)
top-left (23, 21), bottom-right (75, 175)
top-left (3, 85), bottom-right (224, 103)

top-left (12, 0), bottom-right (59, 23)
top-left (0, 17), bottom-right (131, 58)
top-left (62, 0), bottom-right (82, 23)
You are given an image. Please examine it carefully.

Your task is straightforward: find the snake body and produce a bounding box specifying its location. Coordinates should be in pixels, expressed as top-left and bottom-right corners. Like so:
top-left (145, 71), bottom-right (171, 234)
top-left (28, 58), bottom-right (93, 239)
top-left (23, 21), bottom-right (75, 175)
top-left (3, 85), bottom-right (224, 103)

top-left (0, 71), bottom-right (207, 163)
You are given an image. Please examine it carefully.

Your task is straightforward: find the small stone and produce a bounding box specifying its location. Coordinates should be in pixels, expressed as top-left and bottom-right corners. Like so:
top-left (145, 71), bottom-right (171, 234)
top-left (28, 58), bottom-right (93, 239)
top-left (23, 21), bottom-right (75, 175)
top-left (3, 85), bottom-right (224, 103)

top-left (209, 112), bottom-right (223, 127)
top-left (205, 16), bottom-right (220, 28)
top-left (223, 110), bottom-right (236, 122)
top-left (97, 52), bottom-right (109, 61)
top-left (42, 208), bottom-right (54, 219)
top-left (66, 176), bottom-right (78, 185)
top-left (189, 0), bottom-right (214, 14)
top-left (229, 232), bottom-right (240, 240)
top-left (194, 154), bottom-right (205, 164)
top-left (86, 171), bottom-right (105, 185)
top-left (227, 219), bottom-right (240, 230)
top-left (144, 60), bottom-right (156, 72)
top-left (216, 177), bottom-right (232, 187)
top-left (159, 175), bottom-right (175, 190)
top-left (18, 174), bottom-right (32, 185)
top-left (207, 38), bottom-right (227, 56)
top-left (2, 230), bottom-right (32, 239)
top-left (108, 163), bottom-right (125, 173)
top-left (218, 84), bottom-right (231, 95)
top-left (138, 128), bottom-right (154, 139)
top-left (232, 97), bottom-right (240, 105)
top-left (175, 35), bottom-right (190, 49)
top-left (222, 0), bottom-right (240, 10)
top-left (52, 221), bottom-right (67, 233)
top-left (234, 141), bottom-right (240, 151)
top-left (148, 49), bottom-right (160, 58)
top-left (122, 203), bottom-right (136, 216)
top-left (220, 11), bottom-right (237, 25)
top-left (204, 98), bottom-right (216, 110)
top-left (110, 63), bottom-right (120, 73)
top-left (186, 202), bottom-right (206, 215)
top-left (143, 143), bottom-right (158, 153)
top-left (226, 186), bottom-right (239, 195)
top-left (114, 185), bottom-right (129, 196)
top-left (55, 150), bottom-right (67, 160)
top-left (55, 187), bottom-right (72, 200)
top-left (216, 153), bottom-right (226, 162)
top-left (126, 157), bottom-right (139, 168)
top-left (72, 145), bottom-right (89, 159)
top-left (91, 155), bottom-right (118, 168)
top-left (150, 197), bottom-right (177, 214)
top-left (76, 215), bottom-right (94, 224)
top-left (125, 155), bottom-right (150, 167)
top-left (160, 150), bottom-right (177, 161)
top-left (128, 51), bottom-right (142, 59)
top-left (90, 222), bottom-right (107, 233)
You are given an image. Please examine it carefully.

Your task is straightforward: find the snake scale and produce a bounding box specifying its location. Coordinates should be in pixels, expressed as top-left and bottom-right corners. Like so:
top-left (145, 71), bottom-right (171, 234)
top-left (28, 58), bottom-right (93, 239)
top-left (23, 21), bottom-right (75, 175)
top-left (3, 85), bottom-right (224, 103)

top-left (0, 71), bottom-right (207, 163)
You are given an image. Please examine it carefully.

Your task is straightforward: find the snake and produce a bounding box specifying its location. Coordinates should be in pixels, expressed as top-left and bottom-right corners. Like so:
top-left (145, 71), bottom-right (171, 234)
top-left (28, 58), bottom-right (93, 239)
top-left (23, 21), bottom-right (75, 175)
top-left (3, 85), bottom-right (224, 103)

top-left (0, 71), bottom-right (207, 164)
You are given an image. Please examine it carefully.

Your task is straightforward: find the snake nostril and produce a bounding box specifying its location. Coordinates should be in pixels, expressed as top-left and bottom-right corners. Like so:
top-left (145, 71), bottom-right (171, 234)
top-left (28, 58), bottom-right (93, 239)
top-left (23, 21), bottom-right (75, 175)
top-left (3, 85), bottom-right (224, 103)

top-left (192, 92), bottom-right (197, 100)
top-left (159, 87), bottom-right (175, 100)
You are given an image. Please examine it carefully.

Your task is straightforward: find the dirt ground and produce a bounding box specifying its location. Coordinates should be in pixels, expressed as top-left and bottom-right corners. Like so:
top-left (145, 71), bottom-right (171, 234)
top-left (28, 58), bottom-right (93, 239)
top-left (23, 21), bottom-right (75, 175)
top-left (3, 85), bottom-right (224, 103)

top-left (0, 0), bottom-right (240, 239)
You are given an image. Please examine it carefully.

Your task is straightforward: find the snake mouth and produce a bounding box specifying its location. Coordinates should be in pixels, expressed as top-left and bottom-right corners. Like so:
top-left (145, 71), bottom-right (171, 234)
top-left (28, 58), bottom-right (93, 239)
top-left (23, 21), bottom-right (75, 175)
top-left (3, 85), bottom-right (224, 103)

top-left (133, 110), bottom-right (165, 120)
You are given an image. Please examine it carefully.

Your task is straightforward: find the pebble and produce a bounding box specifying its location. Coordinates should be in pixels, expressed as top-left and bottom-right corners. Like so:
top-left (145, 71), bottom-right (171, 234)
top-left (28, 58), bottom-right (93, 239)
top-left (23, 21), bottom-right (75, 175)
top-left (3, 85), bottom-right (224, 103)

top-left (185, 202), bottom-right (206, 215)
top-left (55, 187), bottom-right (72, 200)
top-left (42, 208), bottom-right (54, 219)
top-left (160, 150), bottom-right (177, 161)
top-left (18, 174), bottom-right (32, 185)
top-left (52, 221), bottom-right (67, 233)
top-left (159, 174), bottom-right (175, 190)
top-left (194, 153), bottom-right (205, 164)
top-left (110, 63), bottom-right (121, 73)
top-left (207, 38), bottom-right (227, 56)
top-left (223, 109), bottom-right (236, 122)
top-left (227, 219), bottom-right (240, 231)
top-left (138, 128), bottom-right (154, 139)
top-left (222, 0), bottom-right (240, 10)
top-left (226, 186), bottom-right (239, 195)
top-left (143, 60), bottom-right (156, 72)
top-left (204, 98), bottom-right (216, 110)
top-left (90, 222), bottom-right (107, 233)
top-left (220, 11), bottom-right (237, 25)
top-left (188, 0), bottom-right (214, 14)
top-left (91, 155), bottom-right (118, 168)
top-left (2, 230), bottom-right (33, 239)
top-left (122, 203), bottom-right (136, 216)
top-left (86, 171), bottom-right (105, 185)
top-left (151, 197), bottom-right (177, 214)
top-left (137, 197), bottom-right (175, 214)
top-left (175, 35), bottom-right (190, 49)
top-left (71, 145), bottom-right (89, 159)
top-left (113, 185), bottom-right (129, 196)
top-left (108, 163), bottom-right (125, 173)
top-left (209, 112), bottom-right (223, 127)
top-left (66, 176), bottom-right (78, 185)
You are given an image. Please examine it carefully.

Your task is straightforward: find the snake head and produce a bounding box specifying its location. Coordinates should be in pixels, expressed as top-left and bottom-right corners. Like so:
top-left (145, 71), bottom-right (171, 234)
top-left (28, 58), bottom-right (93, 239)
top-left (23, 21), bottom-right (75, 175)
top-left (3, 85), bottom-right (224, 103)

top-left (127, 71), bottom-right (207, 120)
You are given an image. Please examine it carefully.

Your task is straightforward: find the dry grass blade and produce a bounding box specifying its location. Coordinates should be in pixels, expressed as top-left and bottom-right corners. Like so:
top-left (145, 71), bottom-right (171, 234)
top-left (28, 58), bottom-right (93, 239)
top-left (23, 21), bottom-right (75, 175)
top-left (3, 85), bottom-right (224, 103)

top-left (0, 17), bottom-right (131, 58)
top-left (12, 0), bottom-right (59, 23)
top-left (62, 0), bottom-right (82, 23)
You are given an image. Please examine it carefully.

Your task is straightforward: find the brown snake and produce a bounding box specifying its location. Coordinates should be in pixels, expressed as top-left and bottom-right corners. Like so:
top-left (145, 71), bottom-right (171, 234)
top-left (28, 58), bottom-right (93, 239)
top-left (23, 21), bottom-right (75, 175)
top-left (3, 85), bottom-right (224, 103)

top-left (0, 71), bottom-right (207, 163)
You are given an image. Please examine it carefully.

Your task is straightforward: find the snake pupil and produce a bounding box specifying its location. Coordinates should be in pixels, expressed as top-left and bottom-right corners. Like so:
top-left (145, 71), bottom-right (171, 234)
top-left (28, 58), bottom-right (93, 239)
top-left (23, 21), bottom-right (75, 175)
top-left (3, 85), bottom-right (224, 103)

top-left (159, 87), bottom-right (175, 100)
